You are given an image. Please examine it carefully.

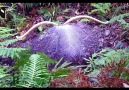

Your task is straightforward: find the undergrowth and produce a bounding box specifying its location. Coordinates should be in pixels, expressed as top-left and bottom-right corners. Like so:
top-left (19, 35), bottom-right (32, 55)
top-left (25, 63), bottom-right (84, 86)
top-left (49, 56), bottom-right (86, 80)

top-left (0, 3), bottom-right (129, 88)
top-left (0, 27), bottom-right (25, 59)
top-left (83, 47), bottom-right (129, 76)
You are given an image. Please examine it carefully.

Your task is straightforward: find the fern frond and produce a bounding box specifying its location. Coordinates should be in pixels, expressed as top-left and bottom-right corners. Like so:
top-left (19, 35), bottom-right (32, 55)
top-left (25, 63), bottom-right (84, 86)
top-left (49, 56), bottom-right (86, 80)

top-left (94, 48), bottom-right (129, 66)
top-left (0, 66), bottom-right (8, 79)
top-left (51, 58), bottom-right (75, 79)
top-left (0, 39), bottom-right (18, 46)
top-left (0, 27), bottom-right (17, 40)
top-left (0, 47), bottom-right (26, 59)
top-left (0, 27), bottom-right (15, 34)
top-left (110, 13), bottom-right (129, 23)
top-left (83, 47), bottom-right (129, 74)
top-left (38, 53), bottom-right (57, 65)
top-left (0, 26), bottom-right (25, 59)
top-left (0, 65), bottom-right (12, 87)
top-left (0, 33), bottom-right (17, 39)
top-left (17, 54), bottom-right (50, 88)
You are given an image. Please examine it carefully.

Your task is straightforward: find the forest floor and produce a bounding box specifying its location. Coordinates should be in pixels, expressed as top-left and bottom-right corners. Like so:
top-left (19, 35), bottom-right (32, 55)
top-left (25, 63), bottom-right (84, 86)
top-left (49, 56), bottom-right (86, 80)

top-left (0, 3), bottom-right (129, 88)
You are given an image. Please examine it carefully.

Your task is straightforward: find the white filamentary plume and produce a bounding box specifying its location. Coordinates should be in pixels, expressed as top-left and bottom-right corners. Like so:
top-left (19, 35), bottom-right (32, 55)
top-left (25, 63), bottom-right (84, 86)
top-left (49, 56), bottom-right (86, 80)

top-left (16, 15), bottom-right (109, 40)
top-left (54, 24), bottom-right (84, 56)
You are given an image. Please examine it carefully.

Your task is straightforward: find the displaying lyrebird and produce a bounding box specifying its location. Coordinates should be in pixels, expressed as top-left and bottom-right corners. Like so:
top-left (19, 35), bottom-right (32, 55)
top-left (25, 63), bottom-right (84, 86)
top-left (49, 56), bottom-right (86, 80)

top-left (16, 15), bottom-right (109, 65)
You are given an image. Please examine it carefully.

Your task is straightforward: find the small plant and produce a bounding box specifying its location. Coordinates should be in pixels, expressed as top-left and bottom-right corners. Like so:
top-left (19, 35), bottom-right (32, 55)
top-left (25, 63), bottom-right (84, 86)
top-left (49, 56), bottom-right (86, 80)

top-left (38, 3), bottom-right (60, 22)
top-left (109, 13), bottom-right (129, 28)
top-left (7, 12), bottom-right (27, 30)
top-left (97, 59), bottom-right (129, 88)
top-left (50, 58), bottom-right (75, 79)
top-left (2, 3), bottom-right (28, 31)
top-left (83, 47), bottom-right (129, 77)
top-left (89, 3), bottom-right (110, 16)
top-left (0, 65), bottom-right (13, 87)
top-left (23, 3), bottom-right (51, 10)
top-left (49, 69), bottom-right (91, 88)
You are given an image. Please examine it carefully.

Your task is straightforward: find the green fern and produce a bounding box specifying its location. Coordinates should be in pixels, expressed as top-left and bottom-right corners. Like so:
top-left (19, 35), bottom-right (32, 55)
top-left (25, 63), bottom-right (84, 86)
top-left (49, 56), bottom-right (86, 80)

top-left (0, 33), bottom-right (17, 39)
top-left (14, 51), bottom-right (57, 74)
top-left (37, 53), bottom-right (57, 67)
top-left (7, 12), bottom-right (26, 29)
top-left (37, 3), bottom-right (59, 22)
top-left (0, 47), bottom-right (25, 59)
top-left (16, 53), bottom-right (75, 87)
top-left (109, 13), bottom-right (129, 28)
top-left (83, 47), bottom-right (129, 75)
top-left (50, 58), bottom-right (75, 79)
top-left (90, 3), bottom-right (110, 16)
top-left (110, 13), bottom-right (129, 23)
top-left (14, 49), bottom-right (33, 71)
top-left (0, 65), bottom-right (12, 87)
top-left (0, 27), bottom-right (18, 47)
top-left (17, 54), bottom-right (50, 88)
top-left (0, 27), bottom-right (25, 59)
top-left (93, 48), bottom-right (129, 66)
top-left (0, 39), bottom-right (18, 47)
top-left (0, 66), bottom-right (8, 79)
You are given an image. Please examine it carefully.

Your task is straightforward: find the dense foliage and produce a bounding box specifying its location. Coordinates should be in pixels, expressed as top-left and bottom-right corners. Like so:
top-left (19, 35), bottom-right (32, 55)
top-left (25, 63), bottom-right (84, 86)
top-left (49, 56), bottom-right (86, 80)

top-left (0, 3), bottom-right (129, 88)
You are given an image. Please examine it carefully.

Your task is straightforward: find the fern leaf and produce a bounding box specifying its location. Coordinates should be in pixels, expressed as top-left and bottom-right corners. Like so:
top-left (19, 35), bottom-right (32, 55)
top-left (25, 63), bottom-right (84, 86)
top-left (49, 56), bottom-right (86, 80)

top-left (0, 66), bottom-right (8, 79)
top-left (110, 13), bottom-right (129, 23)
top-left (0, 26), bottom-right (22, 59)
top-left (0, 39), bottom-right (18, 46)
top-left (51, 58), bottom-right (74, 78)
top-left (0, 27), bottom-right (15, 34)
top-left (38, 53), bottom-right (57, 64)
top-left (0, 65), bottom-right (12, 88)
top-left (17, 54), bottom-right (50, 88)
top-left (0, 33), bottom-right (17, 39)
top-left (96, 48), bottom-right (129, 66)
top-left (0, 47), bottom-right (26, 59)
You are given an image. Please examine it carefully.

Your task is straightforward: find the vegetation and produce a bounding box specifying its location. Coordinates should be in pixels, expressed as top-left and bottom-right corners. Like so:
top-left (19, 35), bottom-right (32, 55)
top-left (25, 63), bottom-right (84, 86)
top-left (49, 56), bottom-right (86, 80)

top-left (0, 3), bottom-right (129, 88)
